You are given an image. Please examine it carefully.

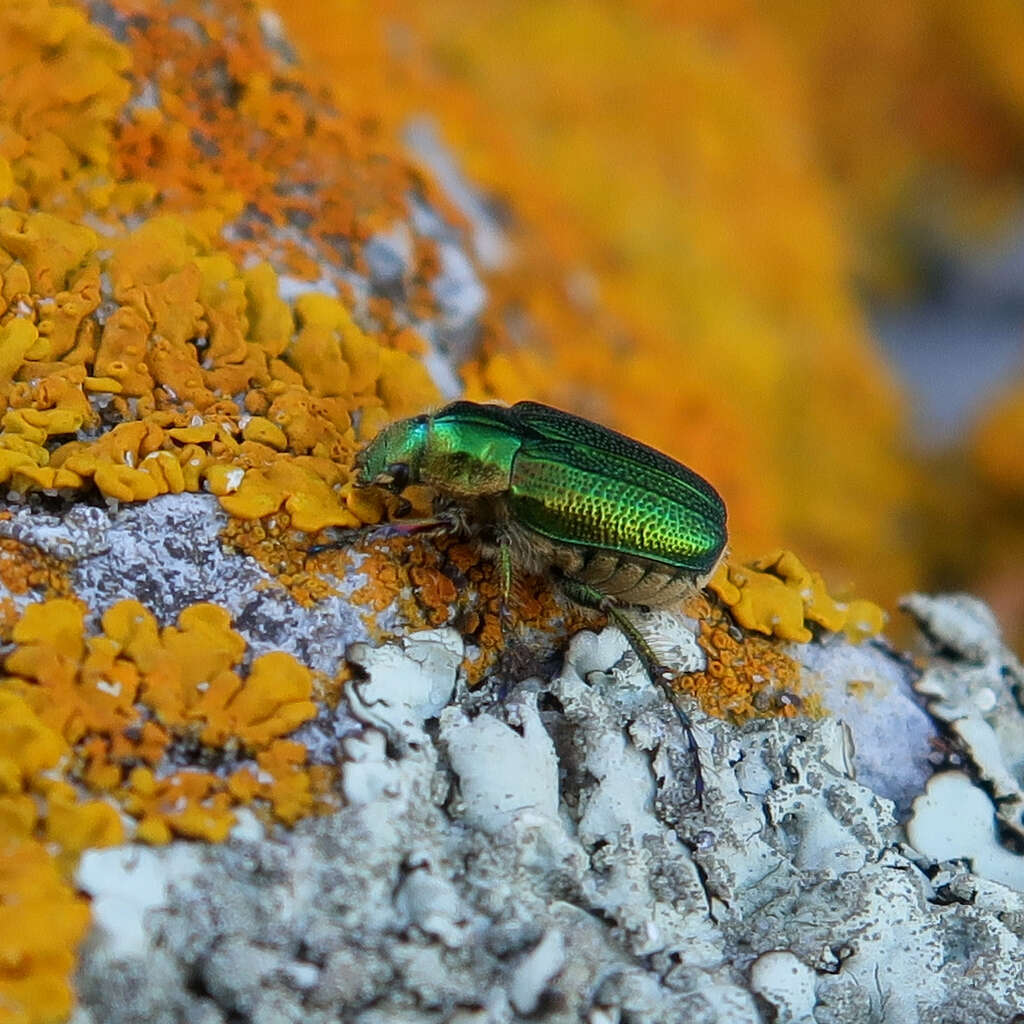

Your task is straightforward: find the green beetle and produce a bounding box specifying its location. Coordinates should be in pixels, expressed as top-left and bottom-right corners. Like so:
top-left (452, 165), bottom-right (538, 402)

top-left (349, 399), bottom-right (728, 797)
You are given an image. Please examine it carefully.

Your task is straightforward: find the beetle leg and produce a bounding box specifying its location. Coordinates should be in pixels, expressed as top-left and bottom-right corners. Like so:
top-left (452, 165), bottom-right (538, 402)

top-left (559, 575), bottom-right (705, 807)
top-left (495, 534), bottom-right (517, 641)
top-left (497, 537), bottom-right (513, 603)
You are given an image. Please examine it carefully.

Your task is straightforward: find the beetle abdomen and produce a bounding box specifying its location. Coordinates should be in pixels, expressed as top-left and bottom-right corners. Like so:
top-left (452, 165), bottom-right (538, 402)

top-left (572, 549), bottom-right (701, 607)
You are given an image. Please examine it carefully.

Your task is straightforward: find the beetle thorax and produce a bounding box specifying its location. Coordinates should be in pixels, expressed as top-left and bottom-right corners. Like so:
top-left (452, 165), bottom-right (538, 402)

top-left (418, 419), bottom-right (520, 499)
top-left (420, 453), bottom-right (512, 498)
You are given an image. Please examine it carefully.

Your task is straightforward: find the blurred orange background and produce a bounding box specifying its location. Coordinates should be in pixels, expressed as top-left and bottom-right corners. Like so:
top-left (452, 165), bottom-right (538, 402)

top-left (274, 0), bottom-right (1024, 648)
top-left (2, 0), bottom-right (1022, 646)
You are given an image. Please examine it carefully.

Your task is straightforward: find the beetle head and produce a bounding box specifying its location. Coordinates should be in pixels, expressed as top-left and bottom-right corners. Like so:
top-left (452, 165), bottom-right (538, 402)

top-left (354, 415), bottom-right (430, 492)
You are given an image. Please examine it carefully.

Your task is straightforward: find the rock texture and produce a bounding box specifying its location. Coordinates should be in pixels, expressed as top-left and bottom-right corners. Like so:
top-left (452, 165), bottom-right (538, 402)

top-left (54, 495), bottom-right (1024, 1024)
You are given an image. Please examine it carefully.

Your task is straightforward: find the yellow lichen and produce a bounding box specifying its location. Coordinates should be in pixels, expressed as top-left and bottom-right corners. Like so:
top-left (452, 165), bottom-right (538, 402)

top-left (125, 768), bottom-right (235, 845)
top-left (41, 781), bottom-right (124, 861)
top-left (228, 740), bottom-right (319, 826)
top-left (710, 551), bottom-right (887, 644)
top-left (0, 210), bottom-right (98, 297)
top-left (194, 651), bottom-right (316, 749)
top-left (219, 461), bottom-right (361, 533)
top-left (0, 0), bottom-right (472, 578)
top-left (0, 320), bottom-right (45, 388)
top-left (0, 686), bottom-right (121, 1021)
top-left (242, 416), bottom-right (288, 450)
top-left (0, 837), bottom-right (91, 1024)
top-left (0, 0), bottom-right (131, 215)
top-left (0, 200), bottom-right (440, 538)
top-left (0, 597), bottom-right (325, 854)
top-left (5, 599), bottom-right (141, 744)
top-left (0, 690), bottom-right (66, 795)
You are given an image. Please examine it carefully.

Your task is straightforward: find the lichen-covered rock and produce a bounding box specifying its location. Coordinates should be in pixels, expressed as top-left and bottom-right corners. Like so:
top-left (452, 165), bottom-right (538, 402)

top-left (27, 516), bottom-right (1013, 1023)
top-left (3, 2), bottom-right (1024, 1021)
top-left (904, 593), bottom-right (1024, 850)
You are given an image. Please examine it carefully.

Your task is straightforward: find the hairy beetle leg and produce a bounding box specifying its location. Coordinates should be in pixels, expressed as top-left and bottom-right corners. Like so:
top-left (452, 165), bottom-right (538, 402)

top-left (560, 575), bottom-right (705, 808)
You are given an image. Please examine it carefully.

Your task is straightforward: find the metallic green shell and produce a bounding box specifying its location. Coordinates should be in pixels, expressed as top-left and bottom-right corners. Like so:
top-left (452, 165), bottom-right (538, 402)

top-left (505, 403), bottom-right (726, 574)
top-left (358, 399), bottom-right (727, 576)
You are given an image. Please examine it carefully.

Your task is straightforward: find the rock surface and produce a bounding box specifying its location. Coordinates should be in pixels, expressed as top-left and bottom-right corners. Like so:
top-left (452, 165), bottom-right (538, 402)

top-left (50, 494), bottom-right (1024, 1024)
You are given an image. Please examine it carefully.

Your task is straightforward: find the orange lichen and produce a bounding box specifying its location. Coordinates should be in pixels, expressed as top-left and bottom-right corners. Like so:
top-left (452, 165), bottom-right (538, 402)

top-left (348, 544), bottom-right (406, 614)
top-left (0, 597), bottom-right (326, 854)
top-left (679, 610), bottom-right (811, 723)
top-left (349, 534), bottom-right (463, 641)
top-left (344, 527), bottom-right (593, 681)
top-left (0, 837), bottom-right (92, 1024)
top-left (0, 196), bottom-right (439, 534)
top-left (220, 513), bottom-right (337, 607)
top-left (196, 652), bottom-right (316, 749)
top-left (710, 551), bottom-right (887, 644)
top-left (409, 566), bottom-right (460, 627)
top-left (125, 768), bottom-right (236, 846)
top-left (0, 538), bottom-right (71, 601)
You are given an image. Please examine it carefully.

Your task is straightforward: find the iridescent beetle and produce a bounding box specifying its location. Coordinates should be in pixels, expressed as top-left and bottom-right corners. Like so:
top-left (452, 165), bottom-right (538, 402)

top-left (345, 400), bottom-right (727, 798)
